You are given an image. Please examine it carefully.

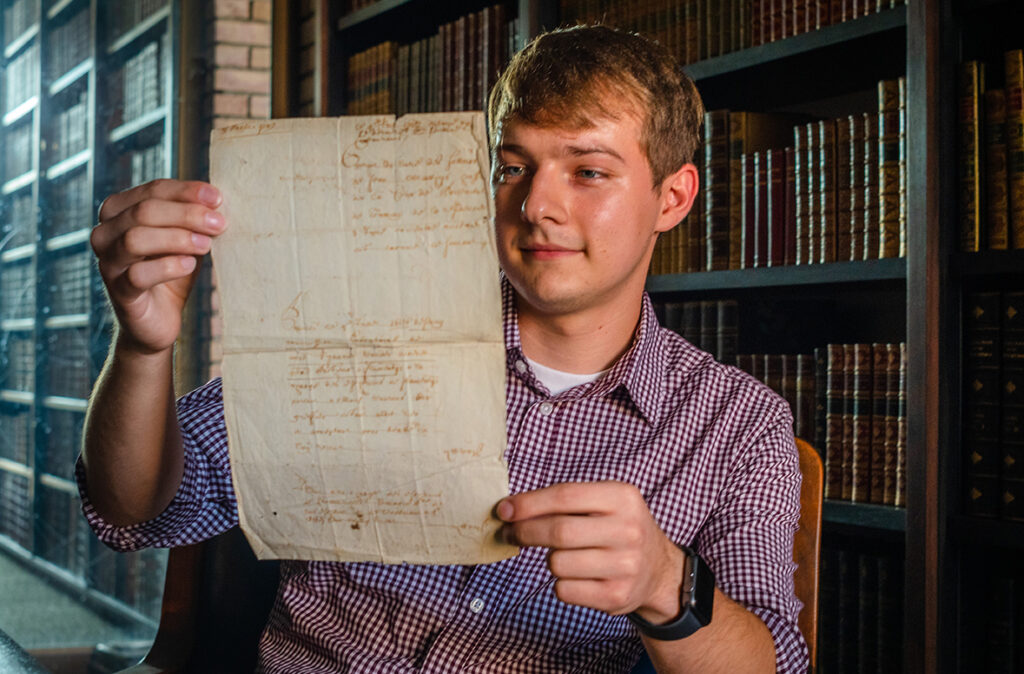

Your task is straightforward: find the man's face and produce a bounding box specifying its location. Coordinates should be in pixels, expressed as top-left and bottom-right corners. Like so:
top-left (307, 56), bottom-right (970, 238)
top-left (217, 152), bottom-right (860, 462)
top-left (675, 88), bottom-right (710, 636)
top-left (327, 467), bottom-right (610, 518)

top-left (492, 112), bottom-right (678, 321)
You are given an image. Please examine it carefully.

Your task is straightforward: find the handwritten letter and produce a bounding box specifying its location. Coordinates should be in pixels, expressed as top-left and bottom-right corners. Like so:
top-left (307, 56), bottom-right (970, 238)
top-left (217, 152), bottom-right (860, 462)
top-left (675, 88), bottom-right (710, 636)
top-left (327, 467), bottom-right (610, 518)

top-left (209, 114), bottom-right (515, 564)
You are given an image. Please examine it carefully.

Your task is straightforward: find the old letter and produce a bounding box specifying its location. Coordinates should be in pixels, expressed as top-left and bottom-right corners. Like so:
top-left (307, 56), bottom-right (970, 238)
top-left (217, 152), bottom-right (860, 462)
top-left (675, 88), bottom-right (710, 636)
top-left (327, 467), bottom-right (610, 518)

top-left (209, 113), bottom-right (515, 564)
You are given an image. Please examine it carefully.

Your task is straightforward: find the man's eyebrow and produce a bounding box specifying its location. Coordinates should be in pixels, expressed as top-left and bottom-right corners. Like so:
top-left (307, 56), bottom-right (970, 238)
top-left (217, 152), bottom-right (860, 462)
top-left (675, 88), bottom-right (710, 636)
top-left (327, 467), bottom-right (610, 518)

top-left (565, 144), bottom-right (625, 162)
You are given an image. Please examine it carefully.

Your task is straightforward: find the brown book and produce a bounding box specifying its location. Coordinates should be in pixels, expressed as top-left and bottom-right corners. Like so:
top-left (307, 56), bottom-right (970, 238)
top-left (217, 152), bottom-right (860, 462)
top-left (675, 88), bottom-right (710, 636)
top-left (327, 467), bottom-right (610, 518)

top-left (699, 300), bottom-right (718, 354)
top-left (785, 146), bottom-right (797, 265)
top-left (984, 89), bottom-right (1010, 250)
top-left (882, 342), bottom-right (901, 505)
top-left (898, 76), bottom-right (907, 257)
top-left (818, 119), bottom-right (838, 263)
top-left (781, 354), bottom-right (798, 418)
top-left (825, 344), bottom-right (845, 499)
top-left (742, 152), bottom-right (756, 268)
top-left (751, 351), bottom-right (765, 381)
top-left (716, 300), bottom-right (739, 365)
top-left (895, 342), bottom-right (907, 506)
top-left (768, 148), bottom-right (787, 266)
top-left (440, 22), bottom-right (452, 111)
top-left (836, 115), bottom-right (854, 261)
top-left (705, 0), bottom-right (722, 58)
top-left (849, 114), bottom-right (867, 259)
top-left (754, 151), bottom-right (769, 267)
top-left (869, 343), bottom-right (889, 504)
top-left (863, 111), bottom-right (881, 259)
top-left (806, 122), bottom-right (823, 263)
top-left (794, 124), bottom-right (811, 264)
top-left (765, 354), bottom-right (783, 396)
top-left (705, 110), bottom-right (731, 271)
top-left (749, 0), bottom-right (763, 47)
top-left (959, 61), bottom-right (986, 252)
top-left (736, 353), bottom-right (754, 375)
top-left (841, 344), bottom-right (855, 500)
top-left (850, 343), bottom-right (873, 502)
top-left (1005, 49), bottom-right (1024, 248)
top-left (879, 78), bottom-right (902, 258)
top-left (796, 353), bottom-right (816, 441)
top-left (684, 0), bottom-right (701, 63)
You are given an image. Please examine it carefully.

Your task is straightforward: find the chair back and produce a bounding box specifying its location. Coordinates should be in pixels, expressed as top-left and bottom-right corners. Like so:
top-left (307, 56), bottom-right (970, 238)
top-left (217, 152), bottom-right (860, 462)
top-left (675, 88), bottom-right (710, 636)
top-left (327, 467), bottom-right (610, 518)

top-left (793, 437), bottom-right (824, 670)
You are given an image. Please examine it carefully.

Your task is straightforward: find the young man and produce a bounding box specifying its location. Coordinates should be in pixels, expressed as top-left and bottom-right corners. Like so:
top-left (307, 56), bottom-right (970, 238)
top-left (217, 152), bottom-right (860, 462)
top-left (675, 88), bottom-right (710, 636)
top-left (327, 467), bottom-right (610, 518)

top-left (81, 26), bottom-right (808, 673)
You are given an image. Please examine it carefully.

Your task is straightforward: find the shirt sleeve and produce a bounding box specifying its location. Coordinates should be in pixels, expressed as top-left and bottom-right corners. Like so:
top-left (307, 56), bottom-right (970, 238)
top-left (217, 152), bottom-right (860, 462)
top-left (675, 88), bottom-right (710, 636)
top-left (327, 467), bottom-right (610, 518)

top-left (76, 377), bottom-right (238, 551)
top-left (693, 408), bottom-right (810, 674)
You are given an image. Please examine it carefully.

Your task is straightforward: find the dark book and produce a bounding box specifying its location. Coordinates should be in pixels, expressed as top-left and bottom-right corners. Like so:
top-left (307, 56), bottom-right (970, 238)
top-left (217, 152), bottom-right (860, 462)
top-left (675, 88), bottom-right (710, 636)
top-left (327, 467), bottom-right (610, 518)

top-left (755, 151), bottom-right (769, 267)
top-left (836, 115), bottom-right (854, 261)
top-left (794, 124), bottom-right (811, 264)
top-left (837, 547), bottom-right (859, 672)
top-left (751, 350), bottom-right (765, 382)
top-left (682, 301), bottom-right (701, 344)
top-left (818, 119), bottom-right (838, 263)
top-left (780, 354), bottom-right (798, 417)
top-left (765, 354), bottom-right (784, 397)
top-left (850, 343), bottom-right (873, 502)
top-left (882, 342), bottom-right (901, 505)
top-left (716, 300), bottom-right (739, 365)
top-left (857, 552), bottom-right (879, 674)
top-left (704, 110), bottom-right (731, 271)
top-left (964, 291), bottom-right (1002, 517)
top-left (806, 122), bottom-right (823, 263)
top-left (742, 152), bottom-right (757, 268)
top-left (958, 60), bottom-right (983, 251)
top-left (796, 353), bottom-right (816, 442)
top-left (825, 344), bottom-right (846, 499)
top-left (896, 342), bottom-right (907, 506)
top-left (699, 300), bottom-right (718, 354)
top-left (767, 148), bottom-right (787, 266)
top-left (985, 576), bottom-right (1016, 673)
top-left (1004, 291), bottom-right (1024, 520)
top-left (863, 111), bottom-right (881, 259)
top-left (879, 78), bottom-right (903, 258)
top-left (1006, 49), bottom-right (1024, 248)
top-left (841, 344), bottom-right (856, 500)
top-left (984, 89), bottom-right (1010, 250)
top-left (736, 353), bottom-right (753, 376)
top-left (876, 552), bottom-right (904, 674)
top-left (869, 343), bottom-right (889, 504)
top-left (662, 302), bottom-right (685, 334)
top-left (784, 146), bottom-right (797, 265)
top-left (817, 546), bottom-right (840, 672)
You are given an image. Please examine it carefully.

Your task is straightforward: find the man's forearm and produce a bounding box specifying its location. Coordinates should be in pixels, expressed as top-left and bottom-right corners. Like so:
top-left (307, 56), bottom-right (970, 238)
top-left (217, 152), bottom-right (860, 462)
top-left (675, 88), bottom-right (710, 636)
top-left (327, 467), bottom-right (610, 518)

top-left (641, 589), bottom-right (776, 674)
top-left (81, 334), bottom-right (184, 526)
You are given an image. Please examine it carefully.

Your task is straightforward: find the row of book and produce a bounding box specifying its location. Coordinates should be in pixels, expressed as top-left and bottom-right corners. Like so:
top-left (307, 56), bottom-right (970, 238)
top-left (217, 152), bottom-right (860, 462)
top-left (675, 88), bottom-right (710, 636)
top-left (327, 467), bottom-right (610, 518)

top-left (46, 7), bottom-right (89, 83)
top-left (658, 299), bottom-right (739, 366)
top-left (963, 290), bottom-right (1024, 521)
top-left (817, 545), bottom-right (903, 674)
top-left (117, 40), bottom-right (162, 125)
top-left (49, 89), bottom-right (89, 164)
top-left (561, 0), bottom-right (906, 65)
top-left (346, 5), bottom-right (517, 116)
top-left (650, 78), bottom-right (907, 275)
top-left (4, 42), bottom-right (39, 115)
top-left (0, 330), bottom-right (34, 393)
top-left (0, 258), bottom-right (34, 320)
top-left (2, 0), bottom-right (38, 46)
top-left (5, 121), bottom-right (33, 180)
top-left (961, 571), bottom-right (1024, 673)
top-left (49, 169), bottom-right (92, 239)
top-left (958, 48), bottom-right (1024, 251)
top-left (48, 249), bottom-right (93, 318)
top-left (0, 404), bottom-right (32, 465)
top-left (108, 0), bottom-right (168, 42)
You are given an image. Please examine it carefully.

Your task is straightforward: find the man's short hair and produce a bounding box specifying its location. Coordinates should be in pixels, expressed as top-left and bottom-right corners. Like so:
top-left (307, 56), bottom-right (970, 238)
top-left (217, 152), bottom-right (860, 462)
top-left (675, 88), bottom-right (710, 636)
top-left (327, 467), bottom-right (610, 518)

top-left (487, 24), bottom-right (705, 188)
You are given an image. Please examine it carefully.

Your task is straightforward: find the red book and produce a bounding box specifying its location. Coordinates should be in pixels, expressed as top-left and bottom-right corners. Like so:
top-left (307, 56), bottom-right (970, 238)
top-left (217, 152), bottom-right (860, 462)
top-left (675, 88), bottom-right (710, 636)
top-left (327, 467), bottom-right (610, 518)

top-left (754, 151), bottom-right (769, 267)
top-left (742, 152), bottom-right (756, 268)
top-left (767, 148), bottom-right (787, 266)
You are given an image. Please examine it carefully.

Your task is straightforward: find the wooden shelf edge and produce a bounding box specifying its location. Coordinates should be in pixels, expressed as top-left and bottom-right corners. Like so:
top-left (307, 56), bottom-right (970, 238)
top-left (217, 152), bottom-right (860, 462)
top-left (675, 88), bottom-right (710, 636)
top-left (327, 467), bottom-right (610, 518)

top-left (823, 499), bottom-right (907, 532)
top-left (684, 6), bottom-right (906, 81)
top-left (337, 0), bottom-right (415, 31)
top-left (646, 257), bottom-right (906, 293)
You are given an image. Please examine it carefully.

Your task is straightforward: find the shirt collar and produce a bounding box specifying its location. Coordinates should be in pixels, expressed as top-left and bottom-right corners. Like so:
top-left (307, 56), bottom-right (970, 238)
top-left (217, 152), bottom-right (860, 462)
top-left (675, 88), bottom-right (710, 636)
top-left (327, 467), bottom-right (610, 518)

top-left (501, 275), bottom-right (666, 426)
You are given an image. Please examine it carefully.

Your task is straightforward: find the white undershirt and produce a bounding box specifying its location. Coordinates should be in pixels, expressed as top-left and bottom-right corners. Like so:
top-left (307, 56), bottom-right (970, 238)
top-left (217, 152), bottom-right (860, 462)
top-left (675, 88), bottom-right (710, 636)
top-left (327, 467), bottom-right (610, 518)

top-left (523, 355), bottom-right (609, 396)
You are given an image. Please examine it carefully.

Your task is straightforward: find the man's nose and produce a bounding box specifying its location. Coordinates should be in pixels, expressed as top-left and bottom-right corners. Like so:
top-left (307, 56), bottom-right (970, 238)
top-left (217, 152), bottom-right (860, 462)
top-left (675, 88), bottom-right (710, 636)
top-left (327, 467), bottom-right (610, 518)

top-left (521, 166), bottom-right (568, 225)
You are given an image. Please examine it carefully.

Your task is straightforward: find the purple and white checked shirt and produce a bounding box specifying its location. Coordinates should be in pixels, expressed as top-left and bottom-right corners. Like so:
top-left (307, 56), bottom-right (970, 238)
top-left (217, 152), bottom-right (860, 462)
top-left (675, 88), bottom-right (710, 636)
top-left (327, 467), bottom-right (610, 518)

top-left (78, 280), bottom-right (808, 673)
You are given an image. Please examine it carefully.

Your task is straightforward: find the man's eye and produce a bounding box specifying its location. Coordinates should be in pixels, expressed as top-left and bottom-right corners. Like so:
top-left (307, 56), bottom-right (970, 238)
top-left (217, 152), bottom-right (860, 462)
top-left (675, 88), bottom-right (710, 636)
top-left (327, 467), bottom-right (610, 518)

top-left (498, 165), bottom-right (525, 181)
top-left (577, 169), bottom-right (604, 179)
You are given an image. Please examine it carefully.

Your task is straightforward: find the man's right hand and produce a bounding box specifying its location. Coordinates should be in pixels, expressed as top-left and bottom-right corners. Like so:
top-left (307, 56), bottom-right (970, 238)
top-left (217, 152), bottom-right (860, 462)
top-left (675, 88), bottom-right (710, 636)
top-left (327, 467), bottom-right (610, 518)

top-left (91, 179), bottom-right (224, 355)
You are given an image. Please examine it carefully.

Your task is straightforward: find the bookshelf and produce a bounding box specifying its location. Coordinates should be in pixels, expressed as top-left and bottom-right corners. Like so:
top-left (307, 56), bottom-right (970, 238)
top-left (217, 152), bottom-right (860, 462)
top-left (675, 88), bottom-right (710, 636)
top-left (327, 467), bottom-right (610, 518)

top-left (292, 0), bottom-right (963, 671)
top-left (0, 0), bottom-right (177, 635)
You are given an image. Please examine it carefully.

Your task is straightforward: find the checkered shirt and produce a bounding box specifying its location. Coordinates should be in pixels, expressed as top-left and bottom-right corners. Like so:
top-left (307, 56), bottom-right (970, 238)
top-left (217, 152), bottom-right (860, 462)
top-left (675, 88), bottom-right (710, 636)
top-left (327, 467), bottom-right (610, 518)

top-left (78, 280), bottom-right (808, 673)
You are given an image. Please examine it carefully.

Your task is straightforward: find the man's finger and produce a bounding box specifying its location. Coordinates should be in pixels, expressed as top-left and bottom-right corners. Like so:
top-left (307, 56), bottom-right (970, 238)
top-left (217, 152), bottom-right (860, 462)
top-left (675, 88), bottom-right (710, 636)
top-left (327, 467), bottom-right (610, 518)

top-left (98, 179), bottom-right (221, 222)
top-left (498, 481), bottom-right (636, 522)
top-left (553, 578), bottom-right (635, 615)
top-left (547, 548), bottom-right (642, 581)
top-left (503, 514), bottom-right (611, 549)
top-left (91, 200), bottom-right (224, 256)
top-left (110, 256), bottom-right (198, 303)
top-left (97, 225), bottom-right (212, 276)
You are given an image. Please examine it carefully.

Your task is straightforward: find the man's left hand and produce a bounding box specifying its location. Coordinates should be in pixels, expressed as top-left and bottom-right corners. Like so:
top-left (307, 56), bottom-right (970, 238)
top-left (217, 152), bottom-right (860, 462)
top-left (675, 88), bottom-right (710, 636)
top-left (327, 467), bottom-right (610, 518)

top-left (497, 481), bottom-right (685, 623)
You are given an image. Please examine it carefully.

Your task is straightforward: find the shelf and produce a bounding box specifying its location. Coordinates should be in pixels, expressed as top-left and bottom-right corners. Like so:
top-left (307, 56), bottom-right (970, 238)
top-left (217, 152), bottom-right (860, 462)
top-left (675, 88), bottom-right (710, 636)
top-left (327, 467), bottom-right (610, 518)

top-left (3, 95), bottom-right (38, 127)
top-left (951, 516), bottom-right (1024, 549)
top-left (38, 472), bottom-right (77, 494)
top-left (108, 106), bottom-right (167, 143)
top-left (951, 250), bottom-right (1024, 279)
top-left (46, 149), bottom-right (91, 181)
top-left (1, 243), bottom-right (36, 263)
top-left (45, 229), bottom-right (91, 252)
top-left (44, 314), bottom-right (89, 329)
top-left (684, 7), bottom-right (907, 82)
top-left (47, 0), bottom-right (82, 21)
top-left (0, 457), bottom-right (32, 478)
top-left (3, 23), bottom-right (39, 59)
top-left (42, 396), bottom-right (88, 412)
top-left (0, 318), bottom-right (35, 332)
top-left (0, 390), bottom-right (34, 406)
top-left (823, 500), bottom-right (907, 532)
top-left (646, 257), bottom-right (906, 294)
top-left (49, 58), bottom-right (93, 97)
top-left (107, 6), bottom-right (171, 56)
top-left (1, 170), bottom-right (37, 196)
top-left (338, 0), bottom-right (414, 30)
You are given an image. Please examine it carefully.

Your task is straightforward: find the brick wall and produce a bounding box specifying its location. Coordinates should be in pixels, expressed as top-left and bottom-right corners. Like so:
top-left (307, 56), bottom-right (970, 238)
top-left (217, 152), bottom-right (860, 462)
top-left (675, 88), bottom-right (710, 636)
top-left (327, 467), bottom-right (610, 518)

top-left (195, 1), bottom-right (273, 381)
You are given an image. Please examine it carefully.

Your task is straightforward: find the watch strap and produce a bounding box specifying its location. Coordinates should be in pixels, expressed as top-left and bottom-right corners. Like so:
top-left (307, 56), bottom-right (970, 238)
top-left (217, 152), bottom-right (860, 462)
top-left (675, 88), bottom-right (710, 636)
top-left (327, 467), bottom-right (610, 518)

top-left (627, 545), bottom-right (715, 641)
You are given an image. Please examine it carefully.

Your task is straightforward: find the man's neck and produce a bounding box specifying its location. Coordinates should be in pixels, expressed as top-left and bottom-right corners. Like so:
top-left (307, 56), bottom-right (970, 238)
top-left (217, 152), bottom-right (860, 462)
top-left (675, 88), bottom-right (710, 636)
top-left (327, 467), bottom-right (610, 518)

top-left (517, 300), bottom-right (643, 374)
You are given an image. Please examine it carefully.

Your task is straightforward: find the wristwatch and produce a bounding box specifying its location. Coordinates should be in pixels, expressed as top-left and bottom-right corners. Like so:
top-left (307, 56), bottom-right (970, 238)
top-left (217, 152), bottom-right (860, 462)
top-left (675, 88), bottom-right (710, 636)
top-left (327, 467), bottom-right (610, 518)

top-left (627, 544), bottom-right (715, 640)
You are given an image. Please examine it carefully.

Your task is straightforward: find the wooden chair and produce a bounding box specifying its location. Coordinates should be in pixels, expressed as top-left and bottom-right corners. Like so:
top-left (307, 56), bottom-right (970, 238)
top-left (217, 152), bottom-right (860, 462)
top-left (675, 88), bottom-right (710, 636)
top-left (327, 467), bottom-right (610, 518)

top-left (125, 439), bottom-right (823, 673)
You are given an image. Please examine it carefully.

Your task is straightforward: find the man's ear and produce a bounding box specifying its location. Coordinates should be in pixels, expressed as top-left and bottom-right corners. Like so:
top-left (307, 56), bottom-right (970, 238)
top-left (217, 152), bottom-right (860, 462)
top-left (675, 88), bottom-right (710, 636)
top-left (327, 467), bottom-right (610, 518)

top-left (655, 163), bottom-right (700, 234)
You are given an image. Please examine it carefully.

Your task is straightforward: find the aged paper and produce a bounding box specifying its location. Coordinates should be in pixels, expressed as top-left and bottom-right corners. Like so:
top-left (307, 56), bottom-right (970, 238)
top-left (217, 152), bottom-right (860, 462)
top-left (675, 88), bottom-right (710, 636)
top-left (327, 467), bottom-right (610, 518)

top-left (208, 113), bottom-right (515, 565)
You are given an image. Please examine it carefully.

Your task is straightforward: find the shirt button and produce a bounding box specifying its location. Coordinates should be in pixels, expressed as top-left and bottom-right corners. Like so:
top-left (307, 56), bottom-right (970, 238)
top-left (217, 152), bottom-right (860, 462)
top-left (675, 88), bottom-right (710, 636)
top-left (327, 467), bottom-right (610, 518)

top-left (514, 359), bottom-right (527, 373)
top-left (469, 598), bottom-right (485, 614)
top-left (539, 402), bottom-right (554, 416)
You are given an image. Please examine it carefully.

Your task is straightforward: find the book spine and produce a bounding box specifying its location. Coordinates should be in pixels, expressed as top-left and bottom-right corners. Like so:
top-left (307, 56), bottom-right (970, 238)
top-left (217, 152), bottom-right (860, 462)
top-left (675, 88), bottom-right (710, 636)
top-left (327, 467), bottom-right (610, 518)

top-left (857, 552), bottom-right (880, 673)
top-left (796, 353), bottom-right (815, 441)
top-left (963, 294), bottom-right (1003, 516)
top-left (755, 150), bottom-right (769, 267)
top-left (768, 148), bottom-right (787, 266)
top-left (825, 343), bottom-right (845, 499)
top-left (784, 146), bottom-right (797, 265)
top-left (1002, 291), bottom-right (1024, 521)
top-left (895, 341), bottom-right (907, 507)
top-left (728, 112), bottom-right (748, 270)
top-left (985, 89), bottom-right (1010, 250)
top-left (898, 77), bottom-right (908, 257)
top-left (807, 122), bottom-right (823, 263)
top-left (742, 152), bottom-right (756, 268)
top-left (819, 119), bottom-right (838, 263)
top-left (699, 300), bottom-right (718, 354)
top-left (836, 115), bottom-right (854, 262)
top-left (765, 354), bottom-right (783, 397)
top-left (879, 78), bottom-right (902, 258)
top-left (781, 354), bottom-right (798, 421)
top-left (1006, 49), bottom-right (1024, 248)
top-left (682, 301), bottom-right (701, 344)
top-left (704, 110), bottom-right (731, 271)
top-left (869, 343), bottom-right (888, 504)
top-left (850, 343), bottom-right (873, 502)
top-left (454, 16), bottom-right (467, 111)
top-left (716, 300), bottom-right (739, 365)
top-left (794, 125), bottom-right (810, 264)
top-left (841, 343), bottom-right (855, 500)
top-left (814, 346), bottom-right (828, 452)
top-left (850, 114), bottom-right (867, 259)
